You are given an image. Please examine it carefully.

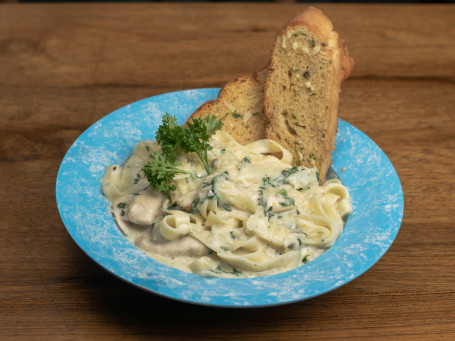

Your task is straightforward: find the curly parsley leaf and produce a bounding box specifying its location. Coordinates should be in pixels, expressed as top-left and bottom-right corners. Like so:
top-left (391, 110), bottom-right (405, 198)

top-left (181, 115), bottom-right (223, 174)
top-left (155, 113), bottom-right (184, 159)
top-left (141, 150), bottom-right (190, 193)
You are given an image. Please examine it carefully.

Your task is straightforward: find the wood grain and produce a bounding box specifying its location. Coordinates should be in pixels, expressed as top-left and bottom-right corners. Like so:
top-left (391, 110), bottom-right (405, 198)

top-left (1, 3), bottom-right (454, 340)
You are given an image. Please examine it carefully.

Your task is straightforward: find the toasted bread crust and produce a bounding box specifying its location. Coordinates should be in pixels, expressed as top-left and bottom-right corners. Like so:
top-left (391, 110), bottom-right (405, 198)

top-left (188, 76), bottom-right (266, 145)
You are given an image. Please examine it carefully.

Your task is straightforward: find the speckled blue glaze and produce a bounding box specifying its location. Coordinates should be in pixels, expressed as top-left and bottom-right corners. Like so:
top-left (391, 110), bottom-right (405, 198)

top-left (56, 89), bottom-right (404, 308)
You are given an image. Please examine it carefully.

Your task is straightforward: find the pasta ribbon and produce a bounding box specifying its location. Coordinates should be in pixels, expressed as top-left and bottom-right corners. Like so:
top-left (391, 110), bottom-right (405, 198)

top-left (103, 130), bottom-right (352, 278)
top-left (159, 211), bottom-right (200, 240)
top-left (245, 139), bottom-right (293, 164)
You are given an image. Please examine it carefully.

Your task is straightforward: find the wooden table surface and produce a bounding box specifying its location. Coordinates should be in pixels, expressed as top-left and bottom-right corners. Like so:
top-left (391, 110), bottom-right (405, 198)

top-left (1, 3), bottom-right (454, 340)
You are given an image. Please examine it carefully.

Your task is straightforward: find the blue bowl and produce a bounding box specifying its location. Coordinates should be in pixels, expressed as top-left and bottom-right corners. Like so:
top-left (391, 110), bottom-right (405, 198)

top-left (56, 89), bottom-right (404, 308)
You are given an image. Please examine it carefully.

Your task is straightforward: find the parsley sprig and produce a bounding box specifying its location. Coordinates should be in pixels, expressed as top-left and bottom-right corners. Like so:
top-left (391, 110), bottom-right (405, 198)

top-left (141, 113), bottom-right (223, 193)
top-left (141, 150), bottom-right (190, 193)
top-left (182, 115), bottom-right (223, 174)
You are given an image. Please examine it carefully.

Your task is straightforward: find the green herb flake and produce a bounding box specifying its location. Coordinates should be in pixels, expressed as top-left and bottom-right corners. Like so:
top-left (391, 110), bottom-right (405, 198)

top-left (191, 198), bottom-right (200, 214)
top-left (279, 197), bottom-right (295, 207)
top-left (258, 189), bottom-right (267, 209)
top-left (232, 268), bottom-right (242, 275)
top-left (238, 156), bottom-right (252, 170)
top-left (302, 255), bottom-right (309, 263)
top-left (232, 111), bottom-right (242, 118)
top-left (277, 189), bottom-right (288, 198)
top-left (281, 167), bottom-right (299, 177)
top-left (259, 177), bottom-right (276, 190)
top-left (211, 265), bottom-right (242, 276)
top-left (167, 202), bottom-right (178, 210)
top-left (116, 203), bottom-right (127, 217)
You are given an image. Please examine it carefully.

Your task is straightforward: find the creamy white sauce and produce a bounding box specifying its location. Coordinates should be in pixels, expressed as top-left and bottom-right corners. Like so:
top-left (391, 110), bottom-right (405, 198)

top-left (102, 131), bottom-right (352, 278)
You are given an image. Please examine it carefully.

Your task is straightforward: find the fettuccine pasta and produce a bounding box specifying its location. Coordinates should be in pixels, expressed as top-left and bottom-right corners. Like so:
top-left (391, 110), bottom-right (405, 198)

top-left (101, 131), bottom-right (352, 278)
